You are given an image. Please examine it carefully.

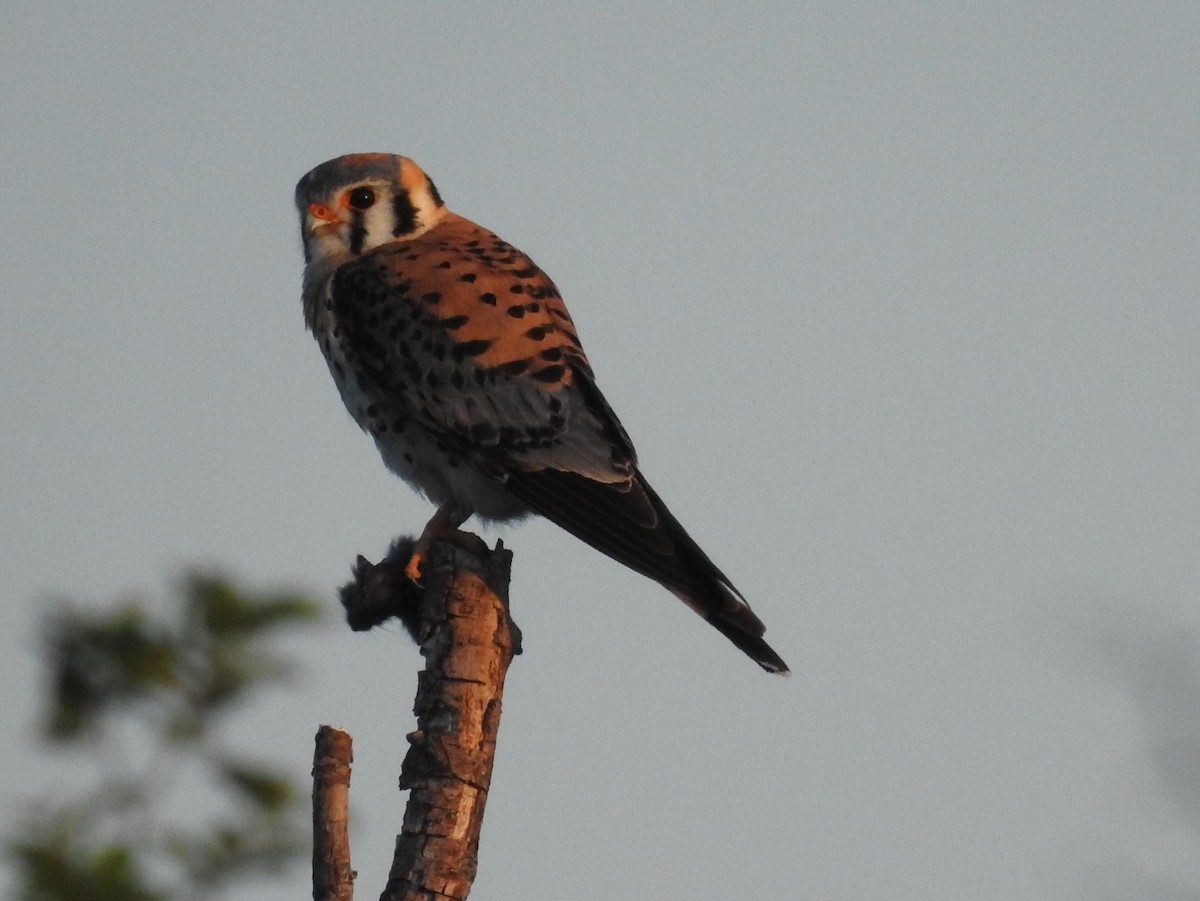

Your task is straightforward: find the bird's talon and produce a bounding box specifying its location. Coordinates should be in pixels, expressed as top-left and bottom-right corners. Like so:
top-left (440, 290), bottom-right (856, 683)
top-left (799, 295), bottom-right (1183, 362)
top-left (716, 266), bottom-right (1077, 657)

top-left (404, 553), bottom-right (425, 585)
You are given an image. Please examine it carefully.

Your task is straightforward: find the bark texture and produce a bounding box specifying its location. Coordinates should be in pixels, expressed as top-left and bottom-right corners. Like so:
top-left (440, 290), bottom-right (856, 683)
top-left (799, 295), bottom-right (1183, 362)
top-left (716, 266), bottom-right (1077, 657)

top-left (382, 539), bottom-right (516, 901)
top-left (313, 725), bottom-right (355, 901)
top-left (329, 536), bottom-right (518, 901)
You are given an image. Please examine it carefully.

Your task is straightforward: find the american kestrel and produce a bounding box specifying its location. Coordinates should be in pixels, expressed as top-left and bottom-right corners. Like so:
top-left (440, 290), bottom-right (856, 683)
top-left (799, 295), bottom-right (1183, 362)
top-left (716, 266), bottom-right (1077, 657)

top-left (295, 154), bottom-right (788, 674)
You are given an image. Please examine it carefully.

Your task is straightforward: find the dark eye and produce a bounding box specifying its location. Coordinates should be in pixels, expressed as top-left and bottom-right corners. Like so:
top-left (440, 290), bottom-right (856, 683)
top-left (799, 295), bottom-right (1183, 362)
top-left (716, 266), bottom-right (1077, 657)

top-left (346, 187), bottom-right (376, 210)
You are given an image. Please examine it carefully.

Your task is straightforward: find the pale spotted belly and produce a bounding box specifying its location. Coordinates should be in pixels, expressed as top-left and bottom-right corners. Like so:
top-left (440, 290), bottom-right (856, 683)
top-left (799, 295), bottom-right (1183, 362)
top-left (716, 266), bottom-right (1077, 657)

top-left (327, 355), bottom-right (526, 521)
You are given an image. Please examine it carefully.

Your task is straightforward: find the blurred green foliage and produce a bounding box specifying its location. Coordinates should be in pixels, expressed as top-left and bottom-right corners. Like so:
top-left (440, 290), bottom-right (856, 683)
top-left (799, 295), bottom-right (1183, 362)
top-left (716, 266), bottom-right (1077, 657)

top-left (7, 572), bottom-right (321, 901)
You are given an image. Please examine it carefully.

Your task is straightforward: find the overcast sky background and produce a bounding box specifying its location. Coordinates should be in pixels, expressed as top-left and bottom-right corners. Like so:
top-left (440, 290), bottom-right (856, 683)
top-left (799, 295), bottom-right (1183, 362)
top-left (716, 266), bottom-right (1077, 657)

top-left (3, 4), bottom-right (1199, 899)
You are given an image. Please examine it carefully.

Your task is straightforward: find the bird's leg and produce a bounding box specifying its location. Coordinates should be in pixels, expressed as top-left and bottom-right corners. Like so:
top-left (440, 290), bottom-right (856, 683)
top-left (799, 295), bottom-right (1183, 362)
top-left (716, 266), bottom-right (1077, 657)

top-left (405, 501), bottom-right (471, 583)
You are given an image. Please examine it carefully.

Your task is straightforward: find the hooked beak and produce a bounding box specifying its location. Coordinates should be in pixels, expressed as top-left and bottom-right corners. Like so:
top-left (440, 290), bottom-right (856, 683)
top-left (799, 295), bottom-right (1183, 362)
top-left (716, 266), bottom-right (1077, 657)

top-left (307, 202), bottom-right (343, 231)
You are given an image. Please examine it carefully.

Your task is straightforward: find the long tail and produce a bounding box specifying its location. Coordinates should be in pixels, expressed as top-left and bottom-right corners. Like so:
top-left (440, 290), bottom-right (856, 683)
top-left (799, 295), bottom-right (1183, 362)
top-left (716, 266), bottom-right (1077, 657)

top-left (503, 468), bottom-right (789, 674)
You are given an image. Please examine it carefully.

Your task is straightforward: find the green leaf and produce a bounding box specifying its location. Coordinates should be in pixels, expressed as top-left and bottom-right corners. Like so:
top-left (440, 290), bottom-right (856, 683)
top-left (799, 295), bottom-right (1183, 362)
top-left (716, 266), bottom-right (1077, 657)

top-left (184, 572), bottom-right (320, 640)
top-left (216, 759), bottom-right (296, 812)
top-left (12, 571), bottom-right (322, 899)
top-left (9, 814), bottom-right (167, 901)
top-left (42, 604), bottom-right (179, 740)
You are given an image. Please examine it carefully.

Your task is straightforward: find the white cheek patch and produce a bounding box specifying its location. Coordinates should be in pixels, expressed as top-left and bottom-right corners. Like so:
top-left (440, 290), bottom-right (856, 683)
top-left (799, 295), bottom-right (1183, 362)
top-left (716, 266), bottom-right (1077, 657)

top-left (364, 201), bottom-right (395, 246)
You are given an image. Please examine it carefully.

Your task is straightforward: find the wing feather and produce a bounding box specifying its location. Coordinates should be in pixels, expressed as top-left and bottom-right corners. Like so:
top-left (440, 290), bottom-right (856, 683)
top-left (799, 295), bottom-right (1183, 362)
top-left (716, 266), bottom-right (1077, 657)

top-left (327, 217), bottom-right (634, 482)
top-left (504, 467), bottom-right (790, 673)
top-left (323, 211), bottom-right (788, 673)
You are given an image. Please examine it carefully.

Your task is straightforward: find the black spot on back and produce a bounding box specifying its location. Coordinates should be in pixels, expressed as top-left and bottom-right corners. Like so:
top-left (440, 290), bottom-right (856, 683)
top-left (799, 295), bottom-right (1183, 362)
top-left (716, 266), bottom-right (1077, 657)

top-left (453, 338), bottom-right (493, 360)
top-left (496, 358), bottom-right (530, 376)
top-left (438, 314), bottom-right (469, 330)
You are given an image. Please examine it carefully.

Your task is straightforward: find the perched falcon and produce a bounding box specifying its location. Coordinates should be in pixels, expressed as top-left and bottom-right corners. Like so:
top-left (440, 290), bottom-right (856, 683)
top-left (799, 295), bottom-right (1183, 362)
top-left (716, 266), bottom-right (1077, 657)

top-left (295, 153), bottom-right (788, 674)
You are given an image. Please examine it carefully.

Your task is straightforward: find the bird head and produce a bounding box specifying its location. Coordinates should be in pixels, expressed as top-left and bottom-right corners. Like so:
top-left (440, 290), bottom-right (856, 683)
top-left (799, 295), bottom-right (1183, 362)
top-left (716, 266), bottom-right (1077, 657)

top-left (294, 153), bottom-right (447, 264)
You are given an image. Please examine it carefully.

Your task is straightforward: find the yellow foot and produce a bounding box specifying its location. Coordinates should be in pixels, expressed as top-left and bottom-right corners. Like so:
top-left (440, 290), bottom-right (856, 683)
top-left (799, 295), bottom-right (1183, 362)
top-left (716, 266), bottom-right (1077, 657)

top-left (404, 551), bottom-right (425, 584)
top-left (404, 500), bottom-right (471, 586)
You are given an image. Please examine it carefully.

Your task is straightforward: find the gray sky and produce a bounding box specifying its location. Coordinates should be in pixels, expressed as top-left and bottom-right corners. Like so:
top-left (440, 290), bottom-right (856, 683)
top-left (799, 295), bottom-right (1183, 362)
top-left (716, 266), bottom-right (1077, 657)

top-left (3, 3), bottom-right (1199, 898)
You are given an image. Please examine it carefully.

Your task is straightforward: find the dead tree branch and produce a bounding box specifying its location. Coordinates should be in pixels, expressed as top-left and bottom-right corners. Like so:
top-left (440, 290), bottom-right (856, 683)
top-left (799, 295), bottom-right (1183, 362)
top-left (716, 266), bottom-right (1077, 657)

top-left (318, 536), bottom-right (519, 901)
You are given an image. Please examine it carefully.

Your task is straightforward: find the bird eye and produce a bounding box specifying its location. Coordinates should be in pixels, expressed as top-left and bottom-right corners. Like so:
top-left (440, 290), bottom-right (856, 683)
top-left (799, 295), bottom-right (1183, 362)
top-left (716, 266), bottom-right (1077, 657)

top-left (346, 187), bottom-right (376, 211)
